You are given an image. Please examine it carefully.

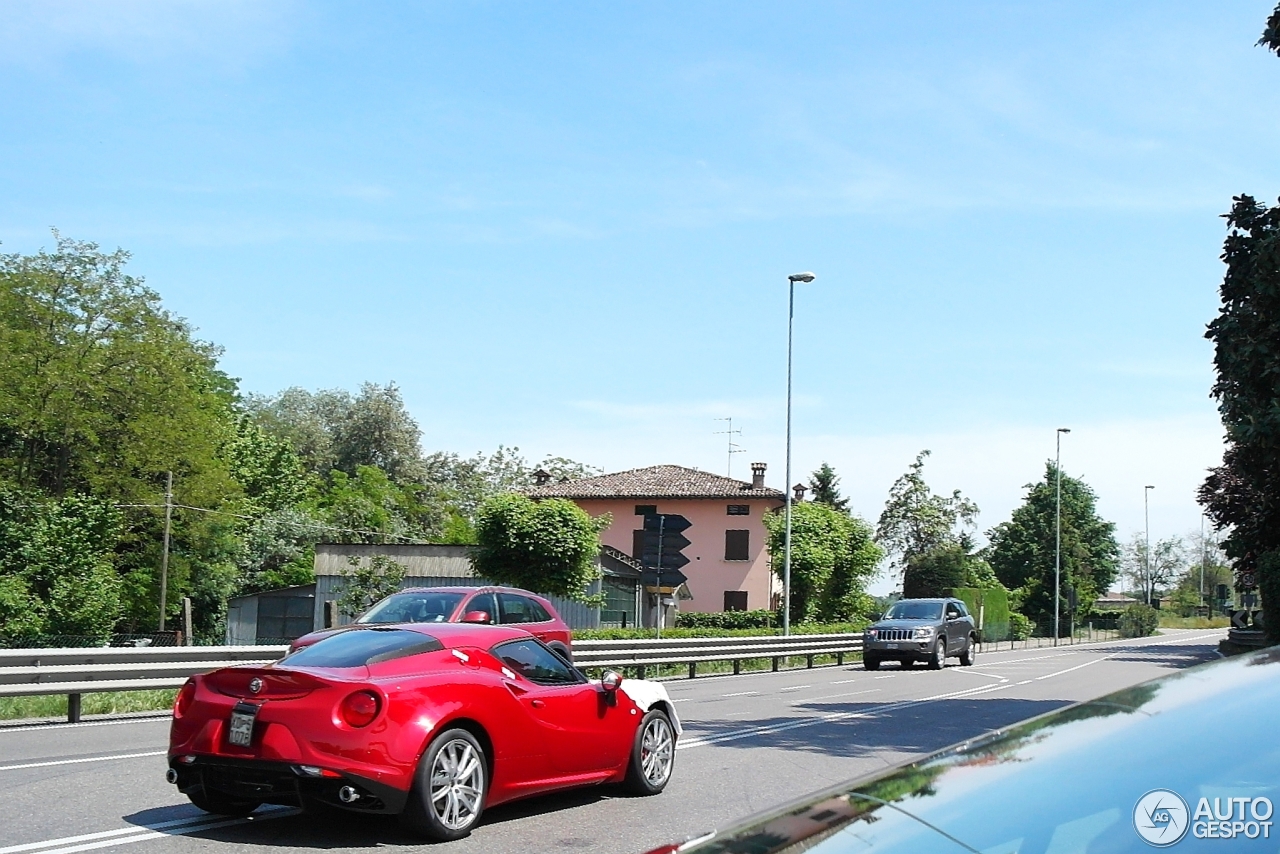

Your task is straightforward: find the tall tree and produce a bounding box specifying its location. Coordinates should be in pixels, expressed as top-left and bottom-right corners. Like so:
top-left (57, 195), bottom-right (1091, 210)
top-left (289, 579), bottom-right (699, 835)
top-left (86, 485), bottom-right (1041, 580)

top-left (1199, 4), bottom-right (1280, 645)
top-left (986, 463), bottom-right (1119, 635)
top-left (0, 232), bottom-right (236, 501)
top-left (808, 462), bottom-right (850, 513)
top-left (1119, 534), bottom-right (1186, 606)
top-left (876, 451), bottom-right (978, 581)
top-left (763, 502), bottom-right (881, 624)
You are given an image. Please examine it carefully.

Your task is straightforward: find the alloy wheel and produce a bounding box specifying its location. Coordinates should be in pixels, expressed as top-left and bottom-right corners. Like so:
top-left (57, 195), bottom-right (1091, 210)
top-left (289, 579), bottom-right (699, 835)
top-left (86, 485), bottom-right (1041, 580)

top-left (429, 738), bottom-right (485, 830)
top-left (640, 715), bottom-right (675, 787)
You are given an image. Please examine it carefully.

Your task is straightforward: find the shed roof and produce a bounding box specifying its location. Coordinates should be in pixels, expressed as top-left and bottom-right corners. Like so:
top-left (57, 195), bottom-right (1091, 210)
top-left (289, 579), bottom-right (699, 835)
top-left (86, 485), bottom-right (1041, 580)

top-left (525, 464), bottom-right (785, 500)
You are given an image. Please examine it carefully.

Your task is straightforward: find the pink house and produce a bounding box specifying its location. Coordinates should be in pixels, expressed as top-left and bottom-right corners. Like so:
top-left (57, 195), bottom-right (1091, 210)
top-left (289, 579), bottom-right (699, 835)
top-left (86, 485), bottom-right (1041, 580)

top-left (526, 463), bottom-right (785, 616)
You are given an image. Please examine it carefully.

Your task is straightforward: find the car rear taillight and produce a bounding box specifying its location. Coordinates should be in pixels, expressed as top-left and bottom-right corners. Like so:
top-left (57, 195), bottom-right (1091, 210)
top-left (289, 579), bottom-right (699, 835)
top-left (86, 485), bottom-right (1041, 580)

top-left (174, 680), bottom-right (196, 718)
top-left (339, 691), bottom-right (381, 727)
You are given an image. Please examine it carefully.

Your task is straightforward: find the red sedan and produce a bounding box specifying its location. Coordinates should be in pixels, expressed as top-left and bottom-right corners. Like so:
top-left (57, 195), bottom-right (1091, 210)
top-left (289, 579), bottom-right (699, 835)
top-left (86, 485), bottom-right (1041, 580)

top-left (289, 586), bottom-right (574, 662)
top-left (166, 623), bottom-right (678, 841)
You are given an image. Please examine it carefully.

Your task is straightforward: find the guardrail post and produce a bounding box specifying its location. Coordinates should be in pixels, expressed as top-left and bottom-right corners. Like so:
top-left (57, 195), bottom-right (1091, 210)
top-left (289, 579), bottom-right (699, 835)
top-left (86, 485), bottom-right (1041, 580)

top-left (637, 665), bottom-right (646, 680)
top-left (68, 693), bottom-right (82, 723)
top-left (733, 659), bottom-right (741, 675)
top-left (771, 657), bottom-right (779, 672)
top-left (806, 654), bottom-right (814, 669)
top-left (688, 662), bottom-right (696, 679)
top-left (837, 652), bottom-right (844, 666)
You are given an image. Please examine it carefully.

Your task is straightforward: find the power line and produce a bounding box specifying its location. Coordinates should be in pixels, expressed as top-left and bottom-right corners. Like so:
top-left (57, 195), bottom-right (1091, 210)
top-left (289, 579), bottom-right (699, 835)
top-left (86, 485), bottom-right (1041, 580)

top-left (115, 502), bottom-right (425, 542)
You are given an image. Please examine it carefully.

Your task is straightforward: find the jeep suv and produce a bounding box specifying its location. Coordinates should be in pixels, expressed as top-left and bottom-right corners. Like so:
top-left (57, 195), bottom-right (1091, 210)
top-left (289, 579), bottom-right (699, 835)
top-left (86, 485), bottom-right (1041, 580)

top-left (862, 597), bottom-right (977, 670)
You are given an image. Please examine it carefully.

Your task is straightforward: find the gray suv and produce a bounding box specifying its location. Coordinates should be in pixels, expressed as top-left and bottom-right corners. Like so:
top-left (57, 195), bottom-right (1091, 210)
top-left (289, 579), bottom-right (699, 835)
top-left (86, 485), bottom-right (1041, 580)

top-left (862, 597), bottom-right (978, 670)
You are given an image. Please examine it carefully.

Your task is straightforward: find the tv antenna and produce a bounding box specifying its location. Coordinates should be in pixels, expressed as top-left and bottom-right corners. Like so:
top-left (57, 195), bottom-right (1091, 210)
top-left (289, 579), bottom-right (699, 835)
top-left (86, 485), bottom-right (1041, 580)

top-left (714, 417), bottom-right (745, 477)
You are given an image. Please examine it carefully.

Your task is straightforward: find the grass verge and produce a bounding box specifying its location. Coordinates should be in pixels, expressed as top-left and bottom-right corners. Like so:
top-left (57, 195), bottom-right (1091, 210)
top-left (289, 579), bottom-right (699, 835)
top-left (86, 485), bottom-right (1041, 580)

top-left (0, 689), bottom-right (177, 722)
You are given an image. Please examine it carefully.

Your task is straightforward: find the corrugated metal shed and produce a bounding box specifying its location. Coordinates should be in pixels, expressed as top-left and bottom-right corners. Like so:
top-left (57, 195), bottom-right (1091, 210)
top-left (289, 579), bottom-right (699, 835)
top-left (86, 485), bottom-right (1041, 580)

top-left (314, 543), bottom-right (476, 579)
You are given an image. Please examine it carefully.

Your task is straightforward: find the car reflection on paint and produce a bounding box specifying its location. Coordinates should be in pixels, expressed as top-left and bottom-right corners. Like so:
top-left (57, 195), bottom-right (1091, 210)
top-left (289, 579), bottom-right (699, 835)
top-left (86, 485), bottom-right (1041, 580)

top-left (167, 623), bottom-right (679, 841)
top-left (643, 644), bottom-right (1280, 854)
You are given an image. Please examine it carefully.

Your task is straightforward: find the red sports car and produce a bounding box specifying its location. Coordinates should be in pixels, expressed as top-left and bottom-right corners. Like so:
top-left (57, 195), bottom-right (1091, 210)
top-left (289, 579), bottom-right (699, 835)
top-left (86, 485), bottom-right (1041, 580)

top-left (166, 623), bottom-right (678, 841)
top-left (289, 586), bottom-right (574, 663)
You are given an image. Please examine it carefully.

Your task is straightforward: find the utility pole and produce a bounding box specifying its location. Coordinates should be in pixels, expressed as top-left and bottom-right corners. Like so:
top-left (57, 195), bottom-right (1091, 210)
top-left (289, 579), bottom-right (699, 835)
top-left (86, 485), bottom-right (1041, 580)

top-left (158, 471), bottom-right (173, 632)
top-left (1054, 428), bottom-right (1070, 646)
top-left (654, 514), bottom-right (664, 640)
top-left (1144, 485), bottom-right (1155, 606)
top-left (714, 417), bottom-right (745, 478)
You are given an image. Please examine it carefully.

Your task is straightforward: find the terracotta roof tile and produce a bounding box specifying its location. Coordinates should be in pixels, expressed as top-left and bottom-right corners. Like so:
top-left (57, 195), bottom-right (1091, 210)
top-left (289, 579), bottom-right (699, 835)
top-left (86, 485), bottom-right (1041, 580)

top-left (525, 464), bottom-right (785, 500)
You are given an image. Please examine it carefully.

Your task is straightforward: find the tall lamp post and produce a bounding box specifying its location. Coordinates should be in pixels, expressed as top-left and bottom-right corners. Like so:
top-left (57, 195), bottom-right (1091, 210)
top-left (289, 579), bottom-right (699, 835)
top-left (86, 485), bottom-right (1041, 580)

top-left (1054, 428), bottom-right (1070, 646)
top-left (782, 271), bottom-right (815, 637)
top-left (1144, 485), bottom-right (1155, 605)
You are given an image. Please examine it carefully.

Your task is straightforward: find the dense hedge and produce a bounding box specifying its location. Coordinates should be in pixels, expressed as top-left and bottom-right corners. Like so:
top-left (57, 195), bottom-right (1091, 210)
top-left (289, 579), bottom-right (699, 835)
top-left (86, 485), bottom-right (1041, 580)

top-left (675, 609), bottom-right (777, 630)
top-left (948, 587), bottom-right (1011, 642)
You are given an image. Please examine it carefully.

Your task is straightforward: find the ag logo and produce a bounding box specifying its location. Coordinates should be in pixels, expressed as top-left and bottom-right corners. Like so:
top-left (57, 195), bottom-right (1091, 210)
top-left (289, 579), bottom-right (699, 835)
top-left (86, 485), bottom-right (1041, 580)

top-left (1134, 789), bottom-right (1190, 846)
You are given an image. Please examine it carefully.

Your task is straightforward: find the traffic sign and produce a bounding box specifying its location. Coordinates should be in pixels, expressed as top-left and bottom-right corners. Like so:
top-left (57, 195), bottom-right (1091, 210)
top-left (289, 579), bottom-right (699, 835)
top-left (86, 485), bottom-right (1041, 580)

top-left (641, 513), bottom-right (692, 572)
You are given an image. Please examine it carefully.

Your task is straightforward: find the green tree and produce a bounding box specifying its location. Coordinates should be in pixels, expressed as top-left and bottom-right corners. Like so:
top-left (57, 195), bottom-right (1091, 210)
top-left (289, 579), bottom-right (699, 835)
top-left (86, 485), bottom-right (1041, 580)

top-left (876, 451), bottom-right (978, 581)
top-left (902, 539), bottom-right (999, 599)
top-left (336, 554), bottom-right (407, 618)
top-left (473, 493), bottom-right (608, 602)
top-left (986, 463), bottom-right (1119, 636)
top-left (763, 502), bottom-right (882, 624)
top-left (1199, 194), bottom-right (1280, 642)
top-left (808, 462), bottom-right (850, 513)
top-left (1119, 534), bottom-right (1185, 605)
top-left (0, 232), bottom-right (236, 501)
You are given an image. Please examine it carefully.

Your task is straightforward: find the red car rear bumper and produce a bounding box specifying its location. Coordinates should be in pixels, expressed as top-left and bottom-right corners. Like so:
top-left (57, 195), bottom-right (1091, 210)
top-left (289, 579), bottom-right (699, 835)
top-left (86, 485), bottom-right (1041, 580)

top-left (167, 754), bottom-right (410, 813)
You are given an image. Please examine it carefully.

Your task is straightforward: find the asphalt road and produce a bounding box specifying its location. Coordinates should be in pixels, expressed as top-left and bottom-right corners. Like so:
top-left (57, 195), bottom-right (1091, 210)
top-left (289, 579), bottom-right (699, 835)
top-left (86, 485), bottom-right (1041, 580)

top-left (0, 629), bottom-right (1224, 854)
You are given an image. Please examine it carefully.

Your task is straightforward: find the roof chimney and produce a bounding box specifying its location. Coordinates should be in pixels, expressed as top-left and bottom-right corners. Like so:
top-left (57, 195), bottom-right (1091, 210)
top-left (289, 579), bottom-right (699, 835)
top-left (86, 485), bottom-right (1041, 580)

top-left (792, 482), bottom-right (808, 503)
top-left (532, 468), bottom-right (552, 487)
top-left (750, 462), bottom-right (766, 489)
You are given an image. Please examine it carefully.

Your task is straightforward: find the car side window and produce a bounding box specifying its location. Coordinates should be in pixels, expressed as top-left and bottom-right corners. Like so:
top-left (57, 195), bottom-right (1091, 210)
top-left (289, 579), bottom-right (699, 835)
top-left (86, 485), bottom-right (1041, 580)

top-left (464, 592), bottom-right (497, 624)
top-left (494, 639), bottom-right (581, 685)
top-left (946, 604), bottom-right (961, 618)
top-left (498, 593), bottom-right (547, 624)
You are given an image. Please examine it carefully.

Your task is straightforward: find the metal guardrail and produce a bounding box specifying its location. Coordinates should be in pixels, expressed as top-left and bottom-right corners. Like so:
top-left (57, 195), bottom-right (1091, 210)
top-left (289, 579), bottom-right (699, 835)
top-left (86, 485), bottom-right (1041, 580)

top-left (0, 633), bottom-right (863, 722)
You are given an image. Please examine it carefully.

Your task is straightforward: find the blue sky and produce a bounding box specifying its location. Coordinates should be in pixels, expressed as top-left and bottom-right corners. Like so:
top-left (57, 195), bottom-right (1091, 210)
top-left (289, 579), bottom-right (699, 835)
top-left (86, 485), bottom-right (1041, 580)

top-left (3, 1), bottom-right (1279, 582)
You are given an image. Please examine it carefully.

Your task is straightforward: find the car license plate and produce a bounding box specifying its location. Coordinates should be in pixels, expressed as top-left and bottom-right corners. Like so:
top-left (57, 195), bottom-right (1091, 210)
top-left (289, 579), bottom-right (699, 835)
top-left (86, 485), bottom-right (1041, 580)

top-left (886, 643), bottom-right (899, 649)
top-left (229, 703), bottom-right (258, 747)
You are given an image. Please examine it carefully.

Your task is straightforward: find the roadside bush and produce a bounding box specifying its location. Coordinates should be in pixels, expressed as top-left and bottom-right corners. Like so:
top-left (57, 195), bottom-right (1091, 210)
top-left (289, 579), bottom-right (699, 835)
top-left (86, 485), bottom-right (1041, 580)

top-left (949, 586), bottom-right (1011, 642)
top-left (1119, 603), bottom-right (1160, 638)
top-left (575, 621), bottom-right (864, 641)
top-left (1009, 612), bottom-right (1033, 640)
top-left (675, 609), bottom-right (776, 630)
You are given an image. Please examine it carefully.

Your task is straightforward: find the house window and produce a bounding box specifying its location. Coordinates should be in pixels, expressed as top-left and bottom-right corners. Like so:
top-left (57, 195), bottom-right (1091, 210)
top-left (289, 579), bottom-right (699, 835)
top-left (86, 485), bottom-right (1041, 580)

top-left (633, 529), bottom-right (646, 561)
top-left (727, 505), bottom-right (750, 516)
top-left (635, 504), bottom-right (657, 516)
top-left (725, 530), bottom-right (750, 561)
top-left (724, 590), bottom-right (748, 611)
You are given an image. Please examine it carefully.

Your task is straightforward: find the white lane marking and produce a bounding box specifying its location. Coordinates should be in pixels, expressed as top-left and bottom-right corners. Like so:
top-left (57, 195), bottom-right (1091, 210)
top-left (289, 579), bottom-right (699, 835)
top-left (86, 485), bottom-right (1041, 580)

top-left (830, 679), bottom-right (861, 684)
top-left (947, 668), bottom-right (1008, 682)
top-left (0, 809), bottom-right (297, 854)
top-left (778, 685), bottom-right (810, 692)
top-left (721, 691), bottom-right (759, 697)
top-left (0, 751), bottom-right (166, 772)
top-left (1035, 654), bottom-right (1117, 681)
top-left (0, 716), bottom-right (169, 735)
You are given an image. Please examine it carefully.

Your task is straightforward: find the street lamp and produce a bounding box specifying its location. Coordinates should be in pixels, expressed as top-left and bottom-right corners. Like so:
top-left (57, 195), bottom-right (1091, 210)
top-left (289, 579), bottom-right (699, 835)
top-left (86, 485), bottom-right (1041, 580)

top-left (1054, 428), bottom-right (1070, 646)
top-left (782, 271), bottom-right (815, 637)
top-left (1144, 485), bottom-right (1155, 605)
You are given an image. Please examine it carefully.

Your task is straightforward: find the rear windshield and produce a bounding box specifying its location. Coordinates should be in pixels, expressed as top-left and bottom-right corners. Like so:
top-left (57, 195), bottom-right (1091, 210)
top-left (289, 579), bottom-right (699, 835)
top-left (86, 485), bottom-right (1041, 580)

top-left (358, 591), bottom-right (465, 624)
top-left (285, 628), bottom-right (443, 668)
top-left (885, 601), bottom-right (943, 620)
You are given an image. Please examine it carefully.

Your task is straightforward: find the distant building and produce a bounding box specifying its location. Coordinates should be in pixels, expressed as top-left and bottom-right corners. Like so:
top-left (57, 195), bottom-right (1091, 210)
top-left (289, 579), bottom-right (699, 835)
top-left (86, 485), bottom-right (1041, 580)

top-left (526, 463), bottom-right (785, 617)
top-left (1094, 590), bottom-right (1137, 611)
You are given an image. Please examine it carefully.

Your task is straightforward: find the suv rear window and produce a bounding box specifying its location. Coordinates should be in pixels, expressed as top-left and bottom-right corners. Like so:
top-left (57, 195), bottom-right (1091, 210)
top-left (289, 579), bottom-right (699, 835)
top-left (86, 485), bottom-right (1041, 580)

top-left (285, 628), bottom-right (443, 668)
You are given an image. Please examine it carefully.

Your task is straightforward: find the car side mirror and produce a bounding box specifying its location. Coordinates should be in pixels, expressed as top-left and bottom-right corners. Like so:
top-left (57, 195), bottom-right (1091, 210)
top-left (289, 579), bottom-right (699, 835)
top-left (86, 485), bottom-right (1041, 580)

top-left (601, 670), bottom-right (623, 706)
top-left (461, 610), bottom-right (491, 624)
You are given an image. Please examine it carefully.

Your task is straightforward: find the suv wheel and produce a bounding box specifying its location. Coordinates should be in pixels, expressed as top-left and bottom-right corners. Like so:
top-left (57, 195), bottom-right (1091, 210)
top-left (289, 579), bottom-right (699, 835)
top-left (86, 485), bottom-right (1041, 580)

top-left (959, 634), bottom-right (976, 666)
top-left (863, 654), bottom-right (880, 671)
top-left (926, 637), bottom-right (944, 670)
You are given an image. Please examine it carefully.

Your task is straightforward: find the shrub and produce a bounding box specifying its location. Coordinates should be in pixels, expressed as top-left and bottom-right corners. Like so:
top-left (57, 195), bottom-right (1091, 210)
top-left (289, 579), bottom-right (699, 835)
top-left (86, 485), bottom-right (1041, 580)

top-left (1009, 612), bottom-right (1033, 640)
top-left (675, 609), bottom-right (775, 630)
top-left (1119, 603), bottom-right (1160, 638)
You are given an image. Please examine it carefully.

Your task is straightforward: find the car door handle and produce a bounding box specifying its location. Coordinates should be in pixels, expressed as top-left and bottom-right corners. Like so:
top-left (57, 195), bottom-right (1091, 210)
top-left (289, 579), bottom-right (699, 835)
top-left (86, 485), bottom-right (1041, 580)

top-left (530, 699), bottom-right (545, 709)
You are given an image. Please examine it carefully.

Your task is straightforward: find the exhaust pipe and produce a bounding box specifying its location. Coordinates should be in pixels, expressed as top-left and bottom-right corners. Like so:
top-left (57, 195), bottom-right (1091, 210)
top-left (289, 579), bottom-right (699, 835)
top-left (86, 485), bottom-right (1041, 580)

top-left (165, 769), bottom-right (179, 784)
top-left (337, 786), bottom-right (360, 804)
